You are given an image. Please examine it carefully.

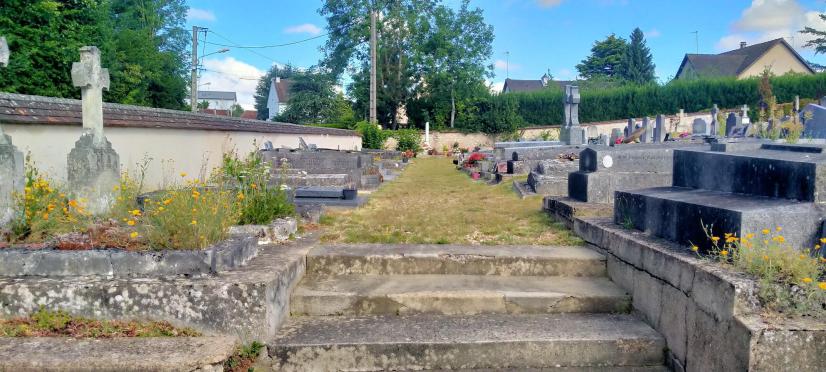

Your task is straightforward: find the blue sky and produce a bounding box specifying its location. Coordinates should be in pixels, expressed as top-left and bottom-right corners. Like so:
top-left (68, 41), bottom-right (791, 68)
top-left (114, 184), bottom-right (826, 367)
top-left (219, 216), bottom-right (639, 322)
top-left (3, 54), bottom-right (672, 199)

top-left (186, 0), bottom-right (826, 108)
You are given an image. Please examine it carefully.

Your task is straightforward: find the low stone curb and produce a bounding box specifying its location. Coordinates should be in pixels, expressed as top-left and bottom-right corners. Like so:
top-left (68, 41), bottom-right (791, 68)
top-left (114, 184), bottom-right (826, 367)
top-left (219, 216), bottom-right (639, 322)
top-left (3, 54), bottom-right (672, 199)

top-left (574, 217), bottom-right (826, 372)
top-left (0, 336), bottom-right (236, 372)
top-left (0, 235), bottom-right (258, 278)
top-left (228, 217), bottom-right (298, 244)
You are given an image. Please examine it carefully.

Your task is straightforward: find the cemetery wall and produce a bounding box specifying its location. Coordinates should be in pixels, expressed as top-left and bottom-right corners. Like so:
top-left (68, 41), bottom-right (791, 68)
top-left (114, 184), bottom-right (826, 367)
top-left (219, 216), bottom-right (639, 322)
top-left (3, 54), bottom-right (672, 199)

top-left (0, 93), bottom-right (361, 190)
top-left (410, 111), bottom-right (713, 150)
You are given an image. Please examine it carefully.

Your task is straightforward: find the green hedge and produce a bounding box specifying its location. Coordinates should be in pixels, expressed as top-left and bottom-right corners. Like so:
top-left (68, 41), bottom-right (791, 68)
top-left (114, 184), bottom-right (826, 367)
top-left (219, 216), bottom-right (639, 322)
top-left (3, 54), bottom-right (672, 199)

top-left (493, 73), bottom-right (826, 127)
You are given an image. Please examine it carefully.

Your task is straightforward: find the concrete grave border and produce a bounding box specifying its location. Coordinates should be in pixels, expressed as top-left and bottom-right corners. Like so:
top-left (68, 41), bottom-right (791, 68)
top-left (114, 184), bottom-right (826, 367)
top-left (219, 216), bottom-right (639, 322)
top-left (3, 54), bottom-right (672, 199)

top-left (574, 217), bottom-right (825, 372)
top-left (0, 235), bottom-right (258, 278)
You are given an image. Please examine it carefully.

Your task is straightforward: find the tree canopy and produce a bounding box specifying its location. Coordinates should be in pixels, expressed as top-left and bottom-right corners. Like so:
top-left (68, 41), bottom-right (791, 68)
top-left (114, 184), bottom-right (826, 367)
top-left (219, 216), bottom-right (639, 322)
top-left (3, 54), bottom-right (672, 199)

top-left (0, 0), bottom-right (190, 109)
top-left (576, 34), bottom-right (628, 80)
top-left (617, 28), bottom-right (655, 84)
top-left (801, 12), bottom-right (826, 55)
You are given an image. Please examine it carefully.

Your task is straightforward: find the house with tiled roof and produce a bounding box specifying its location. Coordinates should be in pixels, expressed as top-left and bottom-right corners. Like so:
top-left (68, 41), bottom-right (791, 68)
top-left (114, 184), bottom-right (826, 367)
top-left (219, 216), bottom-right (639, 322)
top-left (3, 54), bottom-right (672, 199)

top-left (502, 74), bottom-right (576, 93)
top-left (266, 77), bottom-right (294, 120)
top-left (197, 90), bottom-right (237, 111)
top-left (675, 38), bottom-right (815, 80)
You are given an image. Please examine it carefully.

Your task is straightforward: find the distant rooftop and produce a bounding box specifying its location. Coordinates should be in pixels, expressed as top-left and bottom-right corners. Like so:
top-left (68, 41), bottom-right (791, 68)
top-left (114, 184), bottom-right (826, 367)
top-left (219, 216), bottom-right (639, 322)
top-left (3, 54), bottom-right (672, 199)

top-left (197, 91), bottom-right (237, 101)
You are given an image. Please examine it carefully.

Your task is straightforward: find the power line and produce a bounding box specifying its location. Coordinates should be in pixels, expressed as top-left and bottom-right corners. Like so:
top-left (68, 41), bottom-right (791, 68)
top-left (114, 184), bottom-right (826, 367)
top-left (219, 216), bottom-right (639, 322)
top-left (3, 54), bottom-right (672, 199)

top-left (203, 32), bottom-right (331, 49)
top-left (206, 30), bottom-right (287, 66)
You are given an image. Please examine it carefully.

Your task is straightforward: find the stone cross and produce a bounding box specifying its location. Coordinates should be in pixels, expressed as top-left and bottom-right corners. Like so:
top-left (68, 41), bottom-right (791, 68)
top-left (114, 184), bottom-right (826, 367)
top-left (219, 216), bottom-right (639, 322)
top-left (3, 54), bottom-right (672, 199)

top-left (740, 105), bottom-right (750, 124)
top-left (794, 96), bottom-right (800, 113)
top-left (71, 46), bottom-right (110, 147)
top-left (0, 37), bottom-right (8, 67)
top-left (564, 85), bottom-right (580, 128)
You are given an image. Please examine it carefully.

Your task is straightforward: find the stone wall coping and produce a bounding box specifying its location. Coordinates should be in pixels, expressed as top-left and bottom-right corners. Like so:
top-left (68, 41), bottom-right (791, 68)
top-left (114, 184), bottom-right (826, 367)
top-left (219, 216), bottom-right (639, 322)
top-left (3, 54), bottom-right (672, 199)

top-left (0, 92), bottom-right (358, 137)
top-left (0, 234), bottom-right (258, 278)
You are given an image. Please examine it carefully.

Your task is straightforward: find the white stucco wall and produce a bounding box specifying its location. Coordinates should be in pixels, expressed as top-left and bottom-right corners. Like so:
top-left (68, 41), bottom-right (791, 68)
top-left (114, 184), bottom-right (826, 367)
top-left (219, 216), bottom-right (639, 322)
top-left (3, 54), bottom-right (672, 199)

top-left (2, 124), bottom-right (361, 191)
top-left (738, 44), bottom-right (813, 78)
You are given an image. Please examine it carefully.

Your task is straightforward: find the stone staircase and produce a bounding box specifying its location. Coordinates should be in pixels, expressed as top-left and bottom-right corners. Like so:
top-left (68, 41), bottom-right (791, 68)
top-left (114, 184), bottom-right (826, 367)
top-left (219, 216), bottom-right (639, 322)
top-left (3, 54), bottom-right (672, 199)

top-left (268, 244), bottom-right (667, 371)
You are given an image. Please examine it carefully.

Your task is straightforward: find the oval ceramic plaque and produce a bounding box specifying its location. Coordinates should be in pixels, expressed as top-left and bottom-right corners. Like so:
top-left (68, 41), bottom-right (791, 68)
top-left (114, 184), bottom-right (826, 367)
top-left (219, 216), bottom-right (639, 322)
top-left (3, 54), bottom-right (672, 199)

top-left (602, 155), bottom-right (613, 168)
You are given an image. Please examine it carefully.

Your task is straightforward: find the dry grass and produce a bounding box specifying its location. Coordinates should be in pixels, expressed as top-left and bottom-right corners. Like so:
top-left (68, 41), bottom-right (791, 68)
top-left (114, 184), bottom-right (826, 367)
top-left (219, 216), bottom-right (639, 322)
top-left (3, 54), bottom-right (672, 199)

top-left (321, 157), bottom-right (582, 245)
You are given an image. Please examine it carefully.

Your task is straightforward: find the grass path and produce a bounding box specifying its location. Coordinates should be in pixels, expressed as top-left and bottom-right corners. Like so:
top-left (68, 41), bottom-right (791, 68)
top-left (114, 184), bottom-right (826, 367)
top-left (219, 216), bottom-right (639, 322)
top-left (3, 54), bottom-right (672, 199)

top-left (320, 157), bottom-right (582, 245)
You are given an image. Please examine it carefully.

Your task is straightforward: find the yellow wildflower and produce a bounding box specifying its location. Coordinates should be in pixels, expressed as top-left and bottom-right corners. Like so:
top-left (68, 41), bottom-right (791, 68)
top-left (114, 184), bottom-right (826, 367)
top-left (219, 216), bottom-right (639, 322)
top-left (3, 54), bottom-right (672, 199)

top-left (251, 183), bottom-right (258, 190)
top-left (773, 235), bottom-right (786, 243)
top-left (820, 238), bottom-right (826, 244)
top-left (158, 207), bottom-right (165, 212)
top-left (130, 209), bottom-right (142, 216)
top-left (180, 172), bottom-right (187, 178)
top-left (762, 255), bottom-right (769, 261)
top-left (711, 236), bottom-right (720, 242)
top-left (819, 282), bottom-right (826, 291)
top-left (59, 193), bottom-right (66, 198)
top-left (42, 213), bottom-right (49, 220)
top-left (68, 200), bottom-right (79, 208)
top-left (725, 236), bottom-right (737, 243)
top-left (776, 226), bottom-right (782, 232)
top-left (691, 245), bottom-right (699, 252)
top-left (127, 220), bottom-right (136, 226)
top-left (163, 199), bottom-right (172, 205)
top-left (799, 254), bottom-right (807, 259)
top-left (762, 229), bottom-right (770, 235)
top-left (720, 250), bottom-right (729, 257)
top-left (130, 232), bottom-right (139, 239)
top-left (237, 193), bottom-right (245, 200)
top-left (190, 220), bottom-right (198, 226)
top-left (802, 277), bottom-right (813, 284)
top-left (745, 233), bottom-right (754, 239)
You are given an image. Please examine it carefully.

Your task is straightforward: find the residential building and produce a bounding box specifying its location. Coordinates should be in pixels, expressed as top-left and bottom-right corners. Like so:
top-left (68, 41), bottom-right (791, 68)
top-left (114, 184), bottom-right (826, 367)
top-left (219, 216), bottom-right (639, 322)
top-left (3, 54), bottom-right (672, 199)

top-left (266, 77), bottom-right (293, 120)
top-left (502, 74), bottom-right (576, 93)
top-left (675, 38), bottom-right (815, 80)
top-left (196, 91), bottom-right (237, 111)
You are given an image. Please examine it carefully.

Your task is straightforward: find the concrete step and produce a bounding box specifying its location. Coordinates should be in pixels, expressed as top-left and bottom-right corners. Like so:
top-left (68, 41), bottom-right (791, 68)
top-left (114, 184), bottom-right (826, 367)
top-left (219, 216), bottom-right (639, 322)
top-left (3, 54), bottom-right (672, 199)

top-left (615, 186), bottom-right (825, 250)
top-left (268, 313), bottom-right (666, 371)
top-left (306, 244), bottom-right (607, 277)
top-left (291, 274), bottom-right (631, 316)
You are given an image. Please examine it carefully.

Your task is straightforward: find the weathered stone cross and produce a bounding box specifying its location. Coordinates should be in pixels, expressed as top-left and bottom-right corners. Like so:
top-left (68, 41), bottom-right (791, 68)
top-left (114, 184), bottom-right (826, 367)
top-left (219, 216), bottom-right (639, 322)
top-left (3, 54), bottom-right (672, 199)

top-left (0, 37), bottom-right (9, 146)
top-left (71, 46), bottom-right (109, 147)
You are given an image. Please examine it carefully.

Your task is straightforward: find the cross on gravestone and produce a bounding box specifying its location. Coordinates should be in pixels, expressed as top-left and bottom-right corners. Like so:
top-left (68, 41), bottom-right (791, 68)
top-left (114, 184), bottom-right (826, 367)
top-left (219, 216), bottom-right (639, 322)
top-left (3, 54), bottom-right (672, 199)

top-left (0, 35), bottom-right (23, 225)
top-left (560, 85), bottom-right (584, 145)
top-left (740, 105), bottom-right (750, 125)
top-left (726, 113), bottom-right (738, 137)
top-left (71, 46), bottom-right (110, 148)
top-left (0, 37), bottom-right (8, 67)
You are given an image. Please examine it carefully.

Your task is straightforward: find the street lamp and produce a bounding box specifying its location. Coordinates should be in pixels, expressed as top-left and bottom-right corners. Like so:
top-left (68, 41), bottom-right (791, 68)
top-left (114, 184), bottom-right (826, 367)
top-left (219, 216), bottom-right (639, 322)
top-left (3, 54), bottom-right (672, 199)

top-left (192, 48), bottom-right (230, 111)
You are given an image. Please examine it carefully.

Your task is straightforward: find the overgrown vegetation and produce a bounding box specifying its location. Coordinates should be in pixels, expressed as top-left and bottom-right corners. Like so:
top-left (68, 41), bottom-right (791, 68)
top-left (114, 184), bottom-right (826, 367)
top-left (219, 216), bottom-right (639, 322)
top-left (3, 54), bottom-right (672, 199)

top-left (356, 121), bottom-right (389, 149)
top-left (699, 226), bottom-right (826, 317)
top-left (216, 149), bottom-right (293, 225)
top-left (223, 341), bottom-right (265, 372)
top-left (0, 307), bottom-right (200, 338)
top-left (321, 158), bottom-right (582, 245)
top-left (394, 129), bottom-right (422, 153)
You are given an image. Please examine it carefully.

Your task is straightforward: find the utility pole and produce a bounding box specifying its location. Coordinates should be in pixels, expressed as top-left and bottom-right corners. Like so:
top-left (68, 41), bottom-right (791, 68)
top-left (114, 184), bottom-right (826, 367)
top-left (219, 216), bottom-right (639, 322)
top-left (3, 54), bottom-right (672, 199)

top-left (191, 26), bottom-right (200, 112)
top-left (369, 6), bottom-right (378, 125)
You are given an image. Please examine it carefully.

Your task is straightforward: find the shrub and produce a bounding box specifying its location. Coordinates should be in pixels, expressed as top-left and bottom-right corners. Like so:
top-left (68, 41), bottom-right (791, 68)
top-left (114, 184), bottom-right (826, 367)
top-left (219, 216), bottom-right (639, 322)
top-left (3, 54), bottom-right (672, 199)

top-left (356, 121), bottom-right (388, 149)
top-left (139, 179), bottom-right (240, 250)
top-left (216, 150), bottom-right (294, 225)
top-left (700, 226), bottom-right (826, 317)
top-left (394, 129), bottom-right (422, 153)
top-left (9, 157), bottom-right (90, 242)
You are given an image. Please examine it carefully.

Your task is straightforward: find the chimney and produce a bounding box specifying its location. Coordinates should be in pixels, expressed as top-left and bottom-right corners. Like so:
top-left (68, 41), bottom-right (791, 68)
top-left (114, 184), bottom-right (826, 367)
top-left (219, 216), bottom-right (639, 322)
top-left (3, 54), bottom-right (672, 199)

top-left (740, 42), bottom-right (747, 49)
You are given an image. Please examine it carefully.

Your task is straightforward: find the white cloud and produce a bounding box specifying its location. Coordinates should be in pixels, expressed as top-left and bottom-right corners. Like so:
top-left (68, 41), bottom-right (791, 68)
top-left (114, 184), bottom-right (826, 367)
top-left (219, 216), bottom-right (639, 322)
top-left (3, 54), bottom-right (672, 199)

top-left (489, 81), bottom-right (505, 94)
top-left (200, 57), bottom-right (265, 110)
top-left (187, 8), bottom-right (215, 22)
top-left (494, 59), bottom-right (520, 71)
top-left (646, 28), bottom-right (661, 38)
top-left (717, 0), bottom-right (826, 51)
top-left (285, 23), bottom-right (322, 36)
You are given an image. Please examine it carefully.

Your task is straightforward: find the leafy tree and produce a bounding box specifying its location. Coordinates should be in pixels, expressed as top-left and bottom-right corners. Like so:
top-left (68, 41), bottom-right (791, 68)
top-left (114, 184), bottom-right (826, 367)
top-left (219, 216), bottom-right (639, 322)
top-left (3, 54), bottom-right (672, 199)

top-left (576, 34), bottom-right (628, 80)
top-left (617, 28), bottom-right (655, 84)
top-left (412, 0), bottom-right (494, 128)
top-left (0, 0), bottom-right (109, 99)
top-left (230, 104), bottom-right (244, 118)
top-left (274, 71), bottom-right (340, 124)
top-left (801, 12), bottom-right (826, 54)
top-left (0, 0), bottom-right (189, 109)
top-left (197, 100), bottom-right (209, 109)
